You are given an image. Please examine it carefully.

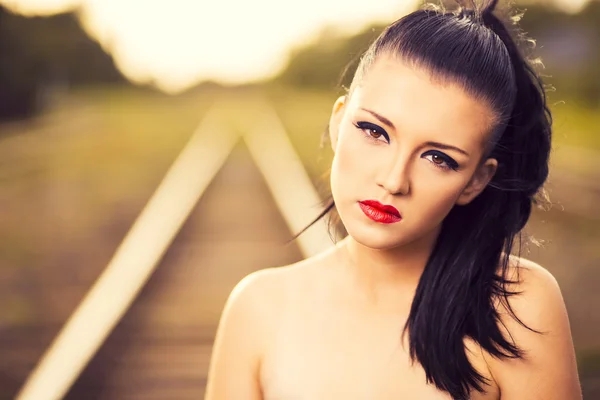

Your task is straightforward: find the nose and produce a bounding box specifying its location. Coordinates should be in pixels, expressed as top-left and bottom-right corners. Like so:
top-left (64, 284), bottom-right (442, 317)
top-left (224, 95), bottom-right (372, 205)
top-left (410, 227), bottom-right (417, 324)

top-left (376, 153), bottom-right (411, 196)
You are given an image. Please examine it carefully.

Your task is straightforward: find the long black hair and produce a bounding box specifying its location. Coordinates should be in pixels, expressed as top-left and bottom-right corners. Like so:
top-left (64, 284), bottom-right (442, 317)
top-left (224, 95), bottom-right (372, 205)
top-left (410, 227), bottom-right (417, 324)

top-left (291, 0), bottom-right (552, 398)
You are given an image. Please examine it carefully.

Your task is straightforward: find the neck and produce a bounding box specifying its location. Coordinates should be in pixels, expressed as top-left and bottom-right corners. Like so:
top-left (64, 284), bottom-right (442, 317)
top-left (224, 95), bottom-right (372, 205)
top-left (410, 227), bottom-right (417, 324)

top-left (335, 227), bottom-right (440, 313)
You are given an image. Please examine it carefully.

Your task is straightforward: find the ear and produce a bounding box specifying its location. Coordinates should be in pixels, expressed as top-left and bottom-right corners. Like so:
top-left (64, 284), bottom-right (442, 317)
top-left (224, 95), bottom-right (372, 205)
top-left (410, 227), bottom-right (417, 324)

top-left (328, 95), bottom-right (347, 152)
top-left (456, 158), bottom-right (498, 206)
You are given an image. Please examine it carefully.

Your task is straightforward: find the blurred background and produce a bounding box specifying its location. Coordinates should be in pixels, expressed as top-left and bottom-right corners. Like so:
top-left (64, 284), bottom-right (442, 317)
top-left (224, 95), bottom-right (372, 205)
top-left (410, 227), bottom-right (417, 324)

top-left (0, 0), bottom-right (599, 398)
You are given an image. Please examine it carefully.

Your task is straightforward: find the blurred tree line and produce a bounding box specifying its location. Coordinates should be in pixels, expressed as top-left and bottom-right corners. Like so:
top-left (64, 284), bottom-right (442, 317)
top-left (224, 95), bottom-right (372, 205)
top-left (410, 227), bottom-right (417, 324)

top-left (275, 1), bottom-right (600, 107)
top-left (0, 5), bottom-right (125, 121)
top-left (1, 1), bottom-right (598, 121)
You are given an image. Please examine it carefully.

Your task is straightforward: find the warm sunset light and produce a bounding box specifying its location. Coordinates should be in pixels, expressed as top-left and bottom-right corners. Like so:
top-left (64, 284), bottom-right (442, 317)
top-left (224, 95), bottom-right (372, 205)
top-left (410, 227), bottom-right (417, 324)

top-left (0, 0), bottom-right (592, 90)
top-left (1, 0), bottom-right (420, 92)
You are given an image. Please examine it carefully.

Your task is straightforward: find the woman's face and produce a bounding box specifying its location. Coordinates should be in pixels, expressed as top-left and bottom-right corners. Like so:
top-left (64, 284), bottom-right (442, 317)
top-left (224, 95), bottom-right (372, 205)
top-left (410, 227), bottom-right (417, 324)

top-left (329, 55), bottom-right (498, 250)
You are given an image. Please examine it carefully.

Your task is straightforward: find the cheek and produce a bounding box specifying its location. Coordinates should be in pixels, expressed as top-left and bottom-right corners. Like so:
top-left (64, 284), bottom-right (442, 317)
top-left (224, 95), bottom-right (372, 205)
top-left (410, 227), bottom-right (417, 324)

top-left (409, 172), bottom-right (469, 223)
top-left (330, 129), bottom-right (372, 199)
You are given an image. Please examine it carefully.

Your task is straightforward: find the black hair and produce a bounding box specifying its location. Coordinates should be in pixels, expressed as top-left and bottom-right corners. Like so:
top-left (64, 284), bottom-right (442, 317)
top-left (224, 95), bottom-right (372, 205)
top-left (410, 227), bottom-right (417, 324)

top-left (291, 0), bottom-right (552, 398)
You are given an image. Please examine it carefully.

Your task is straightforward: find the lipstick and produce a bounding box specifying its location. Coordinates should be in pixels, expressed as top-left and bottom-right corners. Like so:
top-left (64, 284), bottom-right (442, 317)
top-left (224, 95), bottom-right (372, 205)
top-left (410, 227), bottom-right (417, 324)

top-left (358, 200), bottom-right (401, 224)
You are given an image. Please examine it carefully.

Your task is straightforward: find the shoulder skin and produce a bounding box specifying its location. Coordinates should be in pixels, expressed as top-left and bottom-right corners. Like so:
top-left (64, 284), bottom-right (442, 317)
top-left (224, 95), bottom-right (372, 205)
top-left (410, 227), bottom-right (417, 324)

top-left (483, 257), bottom-right (582, 400)
top-left (204, 267), bottom-right (289, 400)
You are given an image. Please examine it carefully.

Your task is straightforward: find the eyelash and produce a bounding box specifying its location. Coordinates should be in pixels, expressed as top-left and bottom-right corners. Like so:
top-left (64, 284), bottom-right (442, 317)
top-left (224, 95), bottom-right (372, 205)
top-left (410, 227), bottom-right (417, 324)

top-left (354, 121), bottom-right (390, 143)
top-left (353, 121), bottom-right (460, 171)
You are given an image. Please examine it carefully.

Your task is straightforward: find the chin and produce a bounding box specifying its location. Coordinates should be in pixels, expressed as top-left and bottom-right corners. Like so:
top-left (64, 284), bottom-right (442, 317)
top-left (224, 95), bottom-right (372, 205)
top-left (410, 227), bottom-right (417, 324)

top-left (346, 221), bottom-right (439, 253)
top-left (354, 230), bottom-right (412, 250)
top-left (339, 213), bottom-right (409, 251)
top-left (351, 235), bottom-right (404, 251)
top-left (339, 203), bottom-right (440, 251)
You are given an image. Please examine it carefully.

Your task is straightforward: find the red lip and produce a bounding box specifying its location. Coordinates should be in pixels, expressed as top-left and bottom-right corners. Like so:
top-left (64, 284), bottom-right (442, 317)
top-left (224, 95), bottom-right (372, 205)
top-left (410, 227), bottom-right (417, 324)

top-left (358, 200), bottom-right (402, 224)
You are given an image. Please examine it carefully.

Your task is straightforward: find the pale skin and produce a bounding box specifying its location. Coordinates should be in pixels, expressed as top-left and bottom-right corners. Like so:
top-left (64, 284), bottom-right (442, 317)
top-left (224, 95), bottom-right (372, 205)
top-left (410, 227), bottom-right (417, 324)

top-left (204, 55), bottom-right (582, 399)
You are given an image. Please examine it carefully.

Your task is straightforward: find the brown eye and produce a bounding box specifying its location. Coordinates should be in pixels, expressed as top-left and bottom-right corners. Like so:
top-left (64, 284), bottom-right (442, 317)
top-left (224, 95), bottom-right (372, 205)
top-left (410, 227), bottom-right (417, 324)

top-left (354, 121), bottom-right (390, 143)
top-left (368, 129), bottom-right (382, 139)
top-left (422, 150), bottom-right (459, 171)
top-left (431, 154), bottom-right (444, 164)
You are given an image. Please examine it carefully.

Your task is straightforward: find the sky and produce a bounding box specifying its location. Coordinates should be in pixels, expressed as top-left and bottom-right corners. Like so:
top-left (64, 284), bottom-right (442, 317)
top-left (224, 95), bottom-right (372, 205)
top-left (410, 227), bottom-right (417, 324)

top-left (0, 0), bottom-right (592, 93)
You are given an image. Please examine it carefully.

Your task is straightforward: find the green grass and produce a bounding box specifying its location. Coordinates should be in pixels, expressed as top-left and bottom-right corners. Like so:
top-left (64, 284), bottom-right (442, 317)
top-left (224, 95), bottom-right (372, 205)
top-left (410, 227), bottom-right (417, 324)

top-left (0, 86), bottom-right (217, 277)
top-left (550, 99), bottom-right (600, 150)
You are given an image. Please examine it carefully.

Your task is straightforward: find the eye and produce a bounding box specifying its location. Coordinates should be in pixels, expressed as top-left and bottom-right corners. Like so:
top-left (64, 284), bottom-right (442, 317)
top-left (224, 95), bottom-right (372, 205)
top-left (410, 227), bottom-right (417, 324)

top-left (354, 121), bottom-right (390, 143)
top-left (422, 150), bottom-right (459, 171)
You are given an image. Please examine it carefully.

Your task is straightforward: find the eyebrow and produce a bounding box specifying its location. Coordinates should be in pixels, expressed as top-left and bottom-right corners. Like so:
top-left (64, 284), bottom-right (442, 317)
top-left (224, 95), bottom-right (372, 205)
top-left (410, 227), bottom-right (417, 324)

top-left (360, 108), bottom-right (395, 130)
top-left (359, 107), bottom-right (470, 157)
top-left (425, 141), bottom-right (470, 157)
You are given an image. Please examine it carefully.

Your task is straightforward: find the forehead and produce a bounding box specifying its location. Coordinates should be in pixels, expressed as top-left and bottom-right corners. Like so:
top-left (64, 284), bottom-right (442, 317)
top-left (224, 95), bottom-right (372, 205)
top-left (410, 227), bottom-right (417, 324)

top-left (349, 55), bottom-right (495, 148)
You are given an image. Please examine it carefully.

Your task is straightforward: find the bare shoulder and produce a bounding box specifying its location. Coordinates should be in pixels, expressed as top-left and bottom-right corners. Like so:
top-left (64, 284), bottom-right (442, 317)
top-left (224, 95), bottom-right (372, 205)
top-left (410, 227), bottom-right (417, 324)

top-left (505, 255), bottom-right (560, 292)
top-left (484, 256), bottom-right (582, 399)
top-left (205, 260), bottom-right (318, 399)
top-left (228, 266), bottom-right (291, 308)
top-left (228, 257), bottom-right (318, 307)
top-left (233, 244), bottom-right (337, 299)
top-left (495, 256), bottom-right (568, 336)
top-left (221, 256), bottom-right (325, 333)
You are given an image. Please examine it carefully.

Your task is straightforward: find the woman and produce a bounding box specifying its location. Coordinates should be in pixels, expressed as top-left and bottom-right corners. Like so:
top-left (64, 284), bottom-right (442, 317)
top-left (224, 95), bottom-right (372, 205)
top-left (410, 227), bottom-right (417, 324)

top-left (205, 0), bottom-right (582, 399)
